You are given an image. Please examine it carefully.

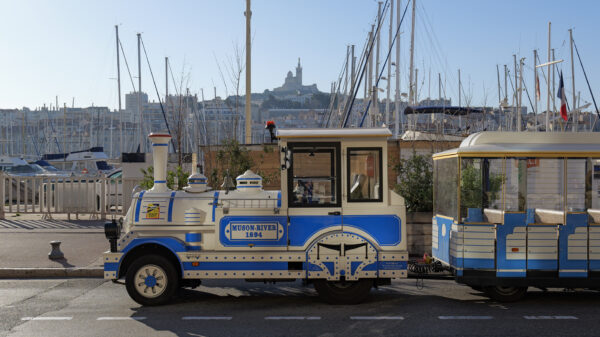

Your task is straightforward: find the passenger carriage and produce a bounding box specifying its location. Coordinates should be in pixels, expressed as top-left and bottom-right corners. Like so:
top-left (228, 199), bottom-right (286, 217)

top-left (103, 128), bottom-right (407, 305)
top-left (432, 131), bottom-right (600, 301)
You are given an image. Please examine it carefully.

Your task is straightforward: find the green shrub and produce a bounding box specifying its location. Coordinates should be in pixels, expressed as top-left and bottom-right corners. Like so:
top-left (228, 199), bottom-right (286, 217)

top-left (392, 153), bottom-right (433, 212)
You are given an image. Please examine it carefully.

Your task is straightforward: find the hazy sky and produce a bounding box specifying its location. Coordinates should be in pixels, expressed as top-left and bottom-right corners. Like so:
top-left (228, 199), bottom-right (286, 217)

top-left (1, 0), bottom-right (599, 111)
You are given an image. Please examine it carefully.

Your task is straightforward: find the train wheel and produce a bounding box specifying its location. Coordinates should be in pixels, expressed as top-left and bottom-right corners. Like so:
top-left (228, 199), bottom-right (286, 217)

top-left (126, 254), bottom-right (179, 306)
top-left (484, 286), bottom-right (527, 302)
top-left (313, 279), bottom-right (373, 304)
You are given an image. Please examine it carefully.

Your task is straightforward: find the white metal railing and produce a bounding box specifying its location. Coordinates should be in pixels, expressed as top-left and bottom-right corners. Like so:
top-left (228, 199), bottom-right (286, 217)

top-left (0, 172), bottom-right (124, 220)
top-left (220, 198), bottom-right (279, 209)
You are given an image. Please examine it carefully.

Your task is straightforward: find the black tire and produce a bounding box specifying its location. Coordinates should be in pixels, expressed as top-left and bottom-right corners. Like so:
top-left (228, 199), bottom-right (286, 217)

top-left (484, 285), bottom-right (527, 302)
top-left (313, 279), bottom-right (374, 304)
top-left (469, 285), bottom-right (484, 292)
top-left (125, 254), bottom-right (179, 306)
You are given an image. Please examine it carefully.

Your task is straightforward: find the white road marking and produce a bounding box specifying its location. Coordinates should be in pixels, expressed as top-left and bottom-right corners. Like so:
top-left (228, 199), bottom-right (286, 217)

top-left (97, 317), bottom-right (147, 321)
top-left (350, 316), bottom-right (405, 320)
top-left (264, 316), bottom-right (321, 320)
top-left (182, 316), bottom-right (233, 320)
top-left (21, 317), bottom-right (72, 321)
top-left (523, 316), bottom-right (577, 320)
top-left (438, 316), bottom-right (493, 320)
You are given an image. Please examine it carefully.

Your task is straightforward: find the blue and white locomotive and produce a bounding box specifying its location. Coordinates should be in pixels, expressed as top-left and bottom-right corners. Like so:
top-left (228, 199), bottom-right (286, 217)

top-left (104, 128), bottom-right (407, 305)
top-left (432, 131), bottom-right (600, 301)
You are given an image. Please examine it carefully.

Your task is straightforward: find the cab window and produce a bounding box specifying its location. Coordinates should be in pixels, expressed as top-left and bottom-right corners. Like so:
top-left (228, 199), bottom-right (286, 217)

top-left (347, 148), bottom-right (382, 202)
top-left (288, 142), bottom-right (341, 207)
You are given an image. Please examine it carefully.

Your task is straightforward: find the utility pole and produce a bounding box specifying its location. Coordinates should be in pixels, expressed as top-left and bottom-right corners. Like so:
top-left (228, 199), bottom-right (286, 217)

top-left (394, 0), bottom-right (401, 137)
top-left (385, 0), bottom-right (393, 127)
top-left (569, 28), bottom-right (576, 131)
top-left (244, 0), bottom-right (252, 144)
top-left (115, 25), bottom-right (122, 157)
top-left (546, 22), bottom-right (551, 132)
top-left (137, 33), bottom-right (143, 151)
top-left (408, 0), bottom-right (416, 105)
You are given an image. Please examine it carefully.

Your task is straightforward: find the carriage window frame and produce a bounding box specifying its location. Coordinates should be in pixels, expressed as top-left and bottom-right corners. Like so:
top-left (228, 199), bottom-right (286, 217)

top-left (287, 142), bottom-right (341, 208)
top-left (346, 147), bottom-right (383, 203)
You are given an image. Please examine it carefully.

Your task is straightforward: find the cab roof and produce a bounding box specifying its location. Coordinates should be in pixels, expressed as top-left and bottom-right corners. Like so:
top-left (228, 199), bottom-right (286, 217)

top-left (277, 128), bottom-right (392, 139)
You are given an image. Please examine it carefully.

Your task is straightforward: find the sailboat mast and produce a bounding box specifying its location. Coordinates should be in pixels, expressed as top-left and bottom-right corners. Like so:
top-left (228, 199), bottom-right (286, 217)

top-left (244, 0), bottom-right (252, 144)
top-left (513, 54), bottom-right (517, 131)
top-left (165, 56), bottom-right (169, 135)
top-left (385, 0), bottom-right (393, 127)
top-left (367, 26), bottom-right (374, 126)
top-left (394, 0), bottom-right (401, 138)
top-left (569, 28), bottom-right (576, 131)
top-left (408, 0), bottom-right (416, 105)
top-left (546, 21), bottom-right (551, 132)
top-left (458, 68), bottom-right (461, 129)
top-left (137, 33), bottom-right (143, 151)
top-left (518, 57), bottom-right (523, 132)
top-left (533, 49), bottom-right (537, 122)
top-left (115, 25), bottom-right (122, 158)
top-left (373, 1), bottom-right (382, 123)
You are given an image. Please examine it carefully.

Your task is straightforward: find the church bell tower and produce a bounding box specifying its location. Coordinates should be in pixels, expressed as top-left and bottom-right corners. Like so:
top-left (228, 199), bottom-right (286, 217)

top-left (295, 57), bottom-right (302, 86)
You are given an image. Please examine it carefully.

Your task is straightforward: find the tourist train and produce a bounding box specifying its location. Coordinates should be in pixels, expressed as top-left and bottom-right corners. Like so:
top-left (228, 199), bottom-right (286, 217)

top-left (104, 128), bottom-right (600, 305)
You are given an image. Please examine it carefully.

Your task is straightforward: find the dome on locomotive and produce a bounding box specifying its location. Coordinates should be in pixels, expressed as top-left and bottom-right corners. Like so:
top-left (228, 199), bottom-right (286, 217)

top-left (236, 170), bottom-right (262, 193)
top-left (184, 172), bottom-right (208, 193)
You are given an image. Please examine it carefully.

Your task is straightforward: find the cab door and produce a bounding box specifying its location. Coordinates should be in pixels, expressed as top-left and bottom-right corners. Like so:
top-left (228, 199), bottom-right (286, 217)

top-left (286, 142), bottom-right (342, 250)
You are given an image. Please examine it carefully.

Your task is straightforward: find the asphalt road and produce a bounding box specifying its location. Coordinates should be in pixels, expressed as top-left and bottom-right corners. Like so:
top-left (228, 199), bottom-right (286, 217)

top-left (1, 278), bottom-right (600, 337)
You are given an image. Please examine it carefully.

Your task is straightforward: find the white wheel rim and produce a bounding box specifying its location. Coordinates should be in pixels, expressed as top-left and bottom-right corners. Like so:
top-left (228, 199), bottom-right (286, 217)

top-left (134, 264), bottom-right (167, 298)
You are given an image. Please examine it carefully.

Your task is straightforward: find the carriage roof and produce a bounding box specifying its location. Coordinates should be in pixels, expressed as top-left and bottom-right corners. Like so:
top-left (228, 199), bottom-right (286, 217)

top-left (433, 131), bottom-right (600, 159)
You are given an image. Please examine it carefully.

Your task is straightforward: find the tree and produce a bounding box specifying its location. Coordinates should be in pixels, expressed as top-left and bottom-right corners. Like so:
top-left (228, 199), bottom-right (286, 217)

top-left (140, 166), bottom-right (189, 190)
top-left (392, 152), bottom-right (433, 212)
top-left (215, 41), bottom-right (246, 142)
top-left (208, 139), bottom-right (254, 189)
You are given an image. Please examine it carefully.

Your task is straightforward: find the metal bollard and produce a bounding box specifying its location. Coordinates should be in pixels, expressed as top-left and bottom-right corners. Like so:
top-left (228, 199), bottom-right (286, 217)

top-left (48, 241), bottom-right (64, 260)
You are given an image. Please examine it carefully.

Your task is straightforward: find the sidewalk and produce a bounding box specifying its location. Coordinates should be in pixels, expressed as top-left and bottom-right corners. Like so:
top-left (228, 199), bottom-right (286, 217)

top-left (0, 213), bottom-right (108, 278)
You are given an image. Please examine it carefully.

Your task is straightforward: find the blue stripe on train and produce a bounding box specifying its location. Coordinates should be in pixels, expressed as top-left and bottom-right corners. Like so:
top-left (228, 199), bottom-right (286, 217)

top-left (183, 262), bottom-right (288, 270)
top-left (104, 262), bottom-right (119, 272)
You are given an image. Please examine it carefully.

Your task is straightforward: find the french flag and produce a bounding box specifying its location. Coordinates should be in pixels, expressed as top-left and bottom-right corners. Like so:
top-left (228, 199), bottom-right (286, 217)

top-left (557, 71), bottom-right (567, 121)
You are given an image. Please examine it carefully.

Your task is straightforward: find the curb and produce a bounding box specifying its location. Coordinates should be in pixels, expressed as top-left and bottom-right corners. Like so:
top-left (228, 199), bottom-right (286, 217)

top-left (0, 267), bottom-right (104, 279)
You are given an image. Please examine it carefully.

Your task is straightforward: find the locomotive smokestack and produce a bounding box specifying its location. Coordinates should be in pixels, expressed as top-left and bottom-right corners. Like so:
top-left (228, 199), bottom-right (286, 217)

top-left (148, 132), bottom-right (172, 193)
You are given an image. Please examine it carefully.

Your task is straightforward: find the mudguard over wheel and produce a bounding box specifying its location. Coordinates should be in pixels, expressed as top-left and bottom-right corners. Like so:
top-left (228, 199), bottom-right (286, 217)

top-left (484, 286), bottom-right (527, 302)
top-left (313, 279), bottom-right (374, 304)
top-left (126, 254), bottom-right (179, 306)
